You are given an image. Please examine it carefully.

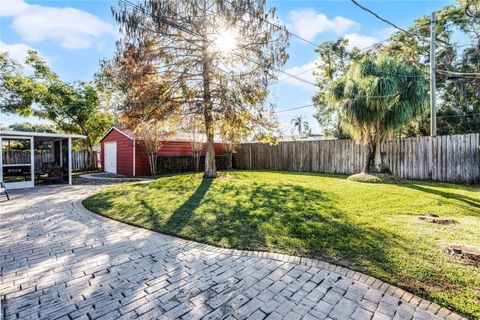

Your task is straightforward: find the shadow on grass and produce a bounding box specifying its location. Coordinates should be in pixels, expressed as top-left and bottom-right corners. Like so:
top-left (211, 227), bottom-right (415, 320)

top-left (190, 181), bottom-right (409, 275)
top-left (85, 177), bottom-right (409, 273)
top-left (400, 183), bottom-right (480, 209)
top-left (163, 178), bottom-right (213, 234)
top-left (140, 199), bottom-right (162, 230)
top-left (235, 169), bottom-right (349, 181)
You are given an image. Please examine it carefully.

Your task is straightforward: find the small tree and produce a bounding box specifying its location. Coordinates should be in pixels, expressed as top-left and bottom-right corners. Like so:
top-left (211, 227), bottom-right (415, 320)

top-left (329, 56), bottom-right (427, 174)
top-left (134, 121), bottom-right (174, 176)
top-left (219, 124), bottom-right (235, 170)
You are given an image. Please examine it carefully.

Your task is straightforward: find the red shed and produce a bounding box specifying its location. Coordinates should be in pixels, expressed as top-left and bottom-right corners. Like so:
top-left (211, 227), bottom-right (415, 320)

top-left (100, 127), bottom-right (224, 176)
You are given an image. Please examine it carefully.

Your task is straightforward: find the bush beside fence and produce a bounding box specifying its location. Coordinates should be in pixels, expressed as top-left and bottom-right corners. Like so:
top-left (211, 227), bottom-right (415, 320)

top-left (157, 155), bottom-right (227, 174)
top-left (234, 133), bottom-right (480, 184)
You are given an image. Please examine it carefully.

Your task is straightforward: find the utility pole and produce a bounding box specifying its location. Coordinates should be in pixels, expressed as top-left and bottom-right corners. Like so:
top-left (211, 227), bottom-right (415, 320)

top-left (430, 11), bottom-right (437, 137)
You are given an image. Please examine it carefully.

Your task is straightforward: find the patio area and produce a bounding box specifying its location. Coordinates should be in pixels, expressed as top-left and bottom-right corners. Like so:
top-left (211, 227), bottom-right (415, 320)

top-left (0, 130), bottom-right (86, 190)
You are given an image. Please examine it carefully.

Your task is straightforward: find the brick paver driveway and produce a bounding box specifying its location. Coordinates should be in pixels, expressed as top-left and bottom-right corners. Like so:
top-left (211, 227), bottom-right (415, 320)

top-left (0, 184), bottom-right (463, 320)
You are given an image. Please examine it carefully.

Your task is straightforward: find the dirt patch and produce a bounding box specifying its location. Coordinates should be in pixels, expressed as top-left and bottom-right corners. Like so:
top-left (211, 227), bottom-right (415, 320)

top-left (418, 216), bottom-right (458, 224)
top-left (347, 173), bottom-right (405, 184)
top-left (447, 244), bottom-right (480, 267)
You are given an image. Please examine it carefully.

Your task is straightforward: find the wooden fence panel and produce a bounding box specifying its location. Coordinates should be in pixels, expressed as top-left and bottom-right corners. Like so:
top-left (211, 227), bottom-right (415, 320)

top-left (234, 134), bottom-right (480, 184)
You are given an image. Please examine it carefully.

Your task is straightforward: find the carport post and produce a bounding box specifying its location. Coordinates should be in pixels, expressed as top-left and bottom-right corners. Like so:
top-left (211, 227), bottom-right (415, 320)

top-left (60, 140), bottom-right (63, 165)
top-left (68, 137), bottom-right (72, 185)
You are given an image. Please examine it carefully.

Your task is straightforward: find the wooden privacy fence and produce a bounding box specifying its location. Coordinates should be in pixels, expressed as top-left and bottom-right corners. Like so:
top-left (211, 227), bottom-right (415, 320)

top-left (234, 133), bottom-right (480, 184)
top-left (70, 150), bottom-right (99, 171)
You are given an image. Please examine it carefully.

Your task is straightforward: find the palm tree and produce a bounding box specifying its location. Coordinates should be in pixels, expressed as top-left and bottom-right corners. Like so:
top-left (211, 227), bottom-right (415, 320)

top-left (290, 115), bottom-right (311, 138)
top-left (329, 56), bottom-right (427, 173)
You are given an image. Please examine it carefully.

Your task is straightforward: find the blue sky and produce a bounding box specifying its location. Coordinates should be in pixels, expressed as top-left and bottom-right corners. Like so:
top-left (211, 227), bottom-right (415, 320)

top-left (0, 0), bottom-right (451, 134)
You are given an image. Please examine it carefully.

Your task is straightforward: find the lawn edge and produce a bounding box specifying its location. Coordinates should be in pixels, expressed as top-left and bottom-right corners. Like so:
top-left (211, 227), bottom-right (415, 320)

top-left (77, 199), bottom-right (468, 320)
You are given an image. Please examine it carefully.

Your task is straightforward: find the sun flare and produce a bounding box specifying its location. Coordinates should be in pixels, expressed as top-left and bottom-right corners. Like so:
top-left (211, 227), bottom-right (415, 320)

top-left (213, 28), bottom-right (237, 53)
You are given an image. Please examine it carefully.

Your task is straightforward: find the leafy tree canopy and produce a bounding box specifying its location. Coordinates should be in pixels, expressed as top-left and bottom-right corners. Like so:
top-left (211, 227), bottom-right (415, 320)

top-left (381, 0), bottom-right (479, 136)
top-left (329, 56), bottom-right (427, 173)
top-left (0, 122), bottom-right (56, 133)
top-left (313, 0), bottom-right (479, 137)
top-left (0, 51), bottom-right (115, 157)
top-left (312, 39), bottom-right (361, 138)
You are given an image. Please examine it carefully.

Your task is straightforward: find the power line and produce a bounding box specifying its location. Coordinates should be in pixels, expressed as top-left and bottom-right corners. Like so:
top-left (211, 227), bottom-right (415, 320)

top-left (273, 10), bottom-right (468, 87)
top-left (272, 26), bottom-right (432, 85)
top-left (230, 51), bottom-right (318, 87)
top-left (120, 0), bottom-right (319, 88)
top-left (437, 112), bottom-right (480, 119)
top-left (222, 0), bottom-right (321, 48)
top-left (119, 0), bottom-right (421, 115)
top-left (350, 0), bottom-right (408, 34)
top-left (437, 69), bottom-right (480, 77)
top-left (275, 104), bottom-right (316, 113)
top-left (122, 0), bottom-right (461, 89)
top-left (274, 67), bottom-right (316, 84)
top-left (120, 0), bottom-right (199, 37)
top-left (117, 0), bottom-right (473, 118)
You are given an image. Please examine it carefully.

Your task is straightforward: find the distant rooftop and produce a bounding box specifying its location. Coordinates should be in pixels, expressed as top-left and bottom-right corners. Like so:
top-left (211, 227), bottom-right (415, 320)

top-left (280, 134), bottom-right (324, 141)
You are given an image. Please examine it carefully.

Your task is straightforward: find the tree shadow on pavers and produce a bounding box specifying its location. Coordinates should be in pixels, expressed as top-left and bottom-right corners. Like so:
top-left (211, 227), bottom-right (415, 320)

top-left (1, 187), bottom-right (202, 318)
top-left (0, 192), bottom-right (194, 319)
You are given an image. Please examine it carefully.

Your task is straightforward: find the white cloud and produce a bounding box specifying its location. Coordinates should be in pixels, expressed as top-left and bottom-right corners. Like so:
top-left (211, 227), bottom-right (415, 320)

top-left (2, 0), bottom-right (115, 49)
top-left (0, 41), bottom-right (36, 62)
top-left (281, 59), bottom-right (320, 90)
top-left (377, 27), bottom-right (397, 39)
top-left (286, 8), bottom-right (358, 41)
top-left (0, 0), bottom-right (29, 16)
top-left (344, 33), bottom-right (379, 50)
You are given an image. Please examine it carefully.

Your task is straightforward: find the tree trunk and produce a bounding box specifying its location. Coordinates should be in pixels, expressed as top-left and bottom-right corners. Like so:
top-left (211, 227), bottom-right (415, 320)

top-left (202, 27), bottom-right (217, 179)
top-left (373, 137), bottom-right (382, 173)
top-left (193, 151), bottom-right (201, 171)
top-left (362, 143), bottom-right (374, 174)
top-left (336, 111), bottom-right (343, 138)
top-left (227, 151), bottom-right (233, 170)
top-left (204, 126), bottom-right (216, 178)
top-left (148, 151), bottom-right (157, 176)
top-left (85, 140), bottom-right (92, 170)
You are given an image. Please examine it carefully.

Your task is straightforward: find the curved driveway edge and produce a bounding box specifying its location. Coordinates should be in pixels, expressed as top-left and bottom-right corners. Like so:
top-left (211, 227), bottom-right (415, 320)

top-left (1, 185), bottom-right (466, 320)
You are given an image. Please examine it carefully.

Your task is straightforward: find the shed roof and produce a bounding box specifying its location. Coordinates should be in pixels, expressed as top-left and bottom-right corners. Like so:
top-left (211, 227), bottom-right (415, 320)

top-left (100, 127), bottom-right (221, 143)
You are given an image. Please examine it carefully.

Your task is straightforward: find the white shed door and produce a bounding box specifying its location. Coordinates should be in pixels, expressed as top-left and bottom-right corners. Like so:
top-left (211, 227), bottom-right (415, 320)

top-left (104, 142), bottom-right (117, 174)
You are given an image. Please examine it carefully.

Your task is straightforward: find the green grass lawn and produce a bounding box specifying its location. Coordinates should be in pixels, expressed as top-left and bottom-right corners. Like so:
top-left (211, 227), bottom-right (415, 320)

top-left (83, 171), bottom-right (480, 318)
